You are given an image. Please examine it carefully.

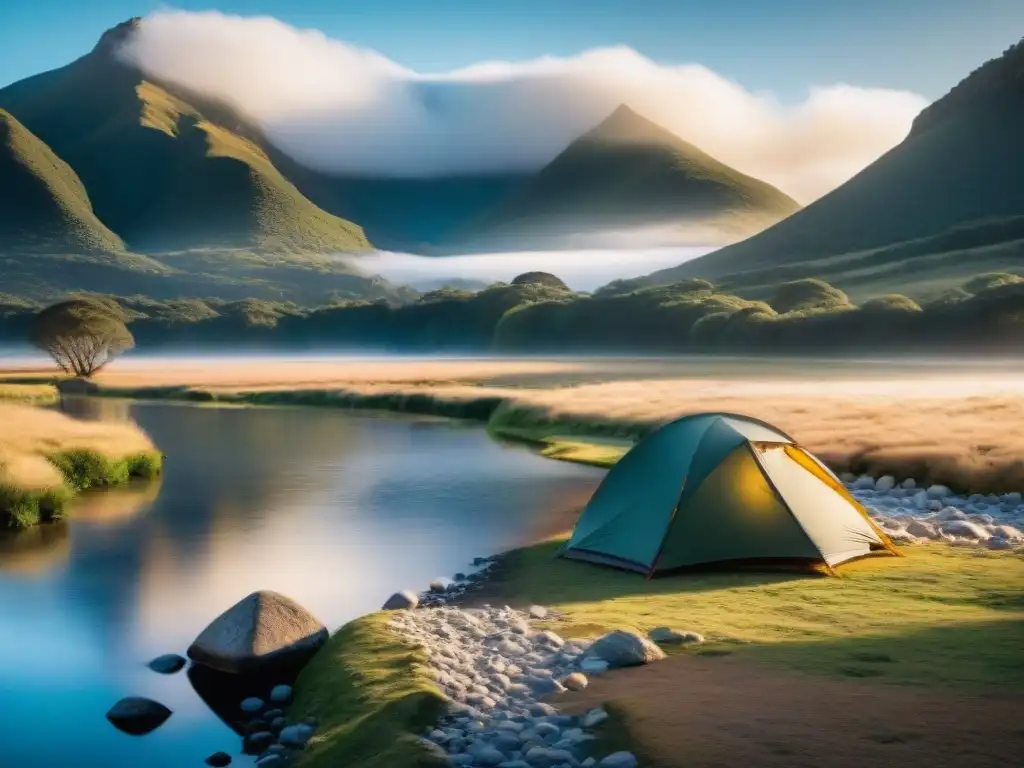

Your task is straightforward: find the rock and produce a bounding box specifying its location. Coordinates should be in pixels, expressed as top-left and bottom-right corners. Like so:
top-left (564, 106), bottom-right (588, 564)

top-left (599, 752), bottom-right (638, 768)
top-left (906, 520), bottom-right (938, 539)
top-left (561, 672), bottom-right (588, 691)
top-left (648, 627), bottom-right (704, 645)
top-left (851, 476), bottom-right (875, 490)
top-left (874, 476), bottom-right (896, 492)
top-left (940, 520), bottom-right (991, 540)
top-left (533, 630), bottom-right (564, 648)
top-left (57, 377), bottom-right (99, 395)
top-left (528, 605), bottom-right (549, 620)
top-left (588, 630), bottom-right (665, 667)
top-left (582, 707), bottom-right (609, 728)
top-left (927, 484), bottom-right (952, 499)
top-left (382, 591), bottom-right (419, 610)
top-left (205, 753), bottom-right (232, 767)
top-left (187, 590), bottom-right (328, 674)
top-left (255, 756), bottom-right (283, 768)
top-left (580, 658), bottom-right (609, 675)
top-left (937, 506), bottom-right (967, 521)
top-left (264, 708), bottom-right (284, 720)
top-left (243, 731), bottom-right (275, 754)
top-left (470, 744), bottom-right (506, 766)
top-left (430, 578), bottom-right (453, 593)
top-left (147, 653), bottom-right (186, 674)
top-left (269, 684), bottom-right (292, 704)
top-left (1003, 492), bottom-right (1023, 504)
top-left (992, 525), bottom-right (1024, 541)
top-left (901, 478), bottom-right (916, 489)
top-left (279, 723), bottom-right (315, 748)
top-left (987, 538), bottom-right (1014, 550)
top-left (105, 697), bottom-right (172, 735)
top-left (911, 490), bottom-right (929, 510)
top-left (269, 717), bottom-right (286, 733)
top-left (240, 697), bottom-right (264, 714)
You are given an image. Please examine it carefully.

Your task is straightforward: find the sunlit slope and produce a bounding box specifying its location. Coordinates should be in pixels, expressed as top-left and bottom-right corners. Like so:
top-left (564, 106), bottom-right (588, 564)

top-left (0, 21), bottom-right (368, 255)
top-left (455, 105), bottom-right (800, 249)
top-left (651, 40), bottom-right (1024, 287)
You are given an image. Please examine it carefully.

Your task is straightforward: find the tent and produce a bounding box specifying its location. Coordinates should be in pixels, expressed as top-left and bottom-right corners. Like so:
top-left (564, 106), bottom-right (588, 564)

top-left (559, 412), bottom-right (899, 575)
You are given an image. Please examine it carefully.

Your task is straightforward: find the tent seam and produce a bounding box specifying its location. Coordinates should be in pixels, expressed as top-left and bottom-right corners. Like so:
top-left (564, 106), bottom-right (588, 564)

top-left (747, 441), bottom-right (834, 573)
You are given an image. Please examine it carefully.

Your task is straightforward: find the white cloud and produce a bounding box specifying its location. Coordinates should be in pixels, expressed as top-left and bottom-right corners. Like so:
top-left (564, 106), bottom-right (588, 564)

top-left (119, 10), bottom-right (930, 202)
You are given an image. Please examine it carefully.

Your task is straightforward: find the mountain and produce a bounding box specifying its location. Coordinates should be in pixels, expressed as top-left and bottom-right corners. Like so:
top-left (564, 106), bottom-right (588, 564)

top-left (0, 19), bottom-right (368, 255)
top-left (451, 105), bottom-right (800, 251)
top-left (0, 108), bottom-right (124, 253)
top-left (648, 39), bottom-right (1024, 299)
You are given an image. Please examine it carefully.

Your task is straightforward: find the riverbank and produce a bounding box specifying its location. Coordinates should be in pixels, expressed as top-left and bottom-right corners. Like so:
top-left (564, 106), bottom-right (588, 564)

top-left (5, 355), bottom-right (1024, 493)
top-left (0, 402), bottom-right (162, 528)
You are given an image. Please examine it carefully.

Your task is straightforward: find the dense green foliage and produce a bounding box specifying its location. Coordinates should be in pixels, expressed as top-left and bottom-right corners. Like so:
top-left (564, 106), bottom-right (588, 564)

top-left (649, 40), bottom-right (1024, 291)
top-left (456, 105), bottom-right (798, 250)
top-left (2, 270), bottom-right (1022, 353)
top-left (30, 298), bottom-right (134, 376)
top-left (0, 449), bottom-right (161, 529)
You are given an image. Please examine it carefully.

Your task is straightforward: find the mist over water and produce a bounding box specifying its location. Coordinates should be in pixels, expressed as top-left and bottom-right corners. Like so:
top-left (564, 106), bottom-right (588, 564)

top-left (359, 246), bottom-right (711, 291)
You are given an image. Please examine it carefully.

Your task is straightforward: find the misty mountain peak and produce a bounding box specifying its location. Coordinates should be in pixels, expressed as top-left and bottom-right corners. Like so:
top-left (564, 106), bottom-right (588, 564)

top-left (92, 17), bottom-right (142, 56)
top-left (586, 104), bottom-right (678, 145)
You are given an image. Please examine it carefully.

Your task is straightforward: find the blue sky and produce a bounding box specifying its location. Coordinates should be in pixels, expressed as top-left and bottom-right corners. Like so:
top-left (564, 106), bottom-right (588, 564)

top-left (2, 0), bottom-right (1022, 98)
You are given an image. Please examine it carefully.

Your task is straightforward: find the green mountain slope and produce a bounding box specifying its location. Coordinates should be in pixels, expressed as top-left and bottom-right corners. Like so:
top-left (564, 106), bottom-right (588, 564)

top-left (453, 105), bottom-right (800, 250)
top-left (0, 19), bottom-right (368, 255)
top-left (649, 39), bottom-right (1024, 295)
top-left (0, 108), bottom-right (123, 253)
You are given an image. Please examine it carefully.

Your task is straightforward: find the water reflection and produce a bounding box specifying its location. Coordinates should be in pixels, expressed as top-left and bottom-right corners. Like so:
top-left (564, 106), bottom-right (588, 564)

top-left (0, 523), bottom-right (70, 574)
top-left (0, 401), bottom-right (604, 767)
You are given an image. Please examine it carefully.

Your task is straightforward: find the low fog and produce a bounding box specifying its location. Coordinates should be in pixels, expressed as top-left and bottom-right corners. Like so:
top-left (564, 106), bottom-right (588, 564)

top-left (360, 245), bottom-right (710, 291)
top-left (119, 10), bottom-right (930, 203)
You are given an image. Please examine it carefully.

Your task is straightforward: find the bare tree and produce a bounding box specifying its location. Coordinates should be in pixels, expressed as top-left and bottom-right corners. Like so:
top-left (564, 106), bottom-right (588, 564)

top-left (30, 299), bottom-right (134, 377)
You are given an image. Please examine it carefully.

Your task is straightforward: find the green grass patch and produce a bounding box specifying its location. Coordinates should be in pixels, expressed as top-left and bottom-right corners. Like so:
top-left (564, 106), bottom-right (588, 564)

top-left (0, 484), bottom-right (71, 528)
top-left (1, 449), bottom-right (162, 528)
top-left (490, 541), bottom-right (1024, 690)
top-left (289, 613), bottom-right (448, 768)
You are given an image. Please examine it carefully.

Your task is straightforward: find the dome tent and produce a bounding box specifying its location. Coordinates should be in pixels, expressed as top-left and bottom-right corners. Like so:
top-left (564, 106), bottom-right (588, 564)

top-left (559, 413), bottom-right (899, 575)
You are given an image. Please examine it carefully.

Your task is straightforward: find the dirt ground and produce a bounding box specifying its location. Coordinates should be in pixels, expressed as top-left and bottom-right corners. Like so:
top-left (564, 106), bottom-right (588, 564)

top-left (559, 653), bottom-right (1024, 768)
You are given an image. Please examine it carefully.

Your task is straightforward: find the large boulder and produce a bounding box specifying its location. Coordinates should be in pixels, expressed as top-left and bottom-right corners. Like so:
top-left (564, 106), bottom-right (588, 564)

top-left (588, 629), bottom-right (665, 667)
top-left (106, 696), bottom-right (172, 735)
top-left (187, 591), bottom-right (328, 674)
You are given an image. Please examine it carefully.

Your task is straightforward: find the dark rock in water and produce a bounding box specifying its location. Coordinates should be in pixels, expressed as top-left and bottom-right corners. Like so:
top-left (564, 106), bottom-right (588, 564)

top-left (188, 664), bottom-right (297, 737)
top-left (279, 723), bottom-right (315, 747)
top-left (105, 697), bottom-right (172, 735)
top-left (453, 572), bottom-right (467, 582)
top-left (240, 697), bottom-right (264, 714)
top-left (381, 590), bottom-right (418, 611)
top-left (188, 590), bottom-right (328, 674)
top-left (245, 718), bottom-right (269, 734)
top-left (472, 557), bottom-right (490, 566)
top-left (57, 377), bottom-right (99, 395)
top-left (243, 730), bottom-right (276, 755)
top-left (268, 684), bottom-right (292, 704)
top-left (269, 716), bottom-right (286, 734)
top-left (147, 653), bottom-right (186, 674)
top-left (263, 708), bottom-right (284, 720)
top-left (205, 752), bottom-right (232, 767)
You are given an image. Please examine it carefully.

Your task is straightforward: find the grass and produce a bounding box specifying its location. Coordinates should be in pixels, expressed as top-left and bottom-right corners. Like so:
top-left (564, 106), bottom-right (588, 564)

top-left (0, 384), bottom-right (59, 405)
top-left (8, 354), bottom-right (1024, 493)
top-left (289, 613), bottom-right (448, 768)
top-left (487, 541), bottom-right (1024, 690)
top-left (0, 402), bottom-right (162, 528)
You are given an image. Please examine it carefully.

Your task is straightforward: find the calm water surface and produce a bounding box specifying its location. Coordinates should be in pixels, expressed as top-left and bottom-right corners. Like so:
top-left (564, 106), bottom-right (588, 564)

top-left (0, 400), bottom-right (604, 767)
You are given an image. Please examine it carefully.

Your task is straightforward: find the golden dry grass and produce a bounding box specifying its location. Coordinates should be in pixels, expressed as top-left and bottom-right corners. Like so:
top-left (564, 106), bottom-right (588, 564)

top-left (0, 403), bottom-right (155, 491)
top-left (5, 357), bottom-right (1024, 490)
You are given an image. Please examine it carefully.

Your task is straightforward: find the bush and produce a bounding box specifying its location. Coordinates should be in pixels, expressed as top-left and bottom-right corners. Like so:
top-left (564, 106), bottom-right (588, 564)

top-left (769, 278), bottom-right (851, 313)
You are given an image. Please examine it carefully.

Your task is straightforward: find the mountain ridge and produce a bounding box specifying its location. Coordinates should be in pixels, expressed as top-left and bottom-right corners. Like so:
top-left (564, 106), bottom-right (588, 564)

top-left (647, 36), bottom-right (1024, 295)
top-left (450, 104), bottom-right (800, 251)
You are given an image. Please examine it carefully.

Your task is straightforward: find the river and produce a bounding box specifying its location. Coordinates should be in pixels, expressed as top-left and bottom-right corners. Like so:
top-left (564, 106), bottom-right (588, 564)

top-left (0, 399), bottom-right (605, 767)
